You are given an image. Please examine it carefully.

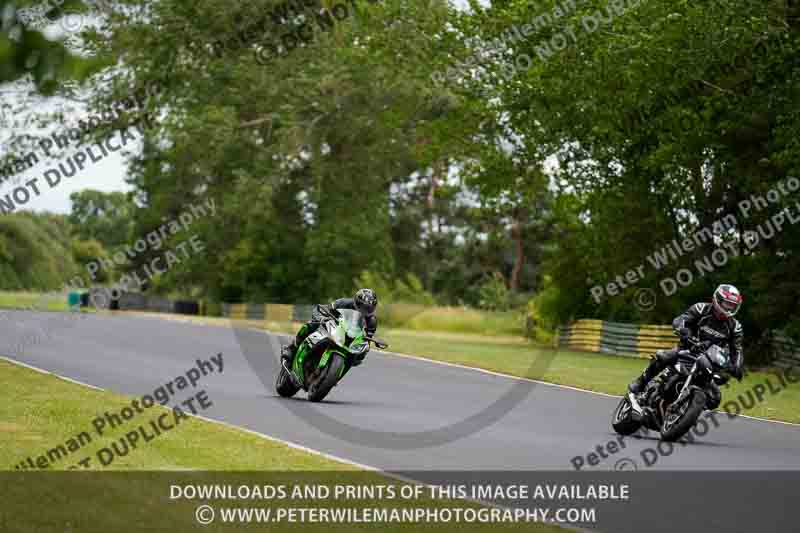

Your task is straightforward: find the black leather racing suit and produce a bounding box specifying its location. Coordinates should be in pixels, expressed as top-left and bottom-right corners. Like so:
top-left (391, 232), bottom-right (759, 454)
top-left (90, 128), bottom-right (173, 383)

top-left (285, 298), bottom-right (378, 366)
top-left (635, 302), bottom-right (744, 409)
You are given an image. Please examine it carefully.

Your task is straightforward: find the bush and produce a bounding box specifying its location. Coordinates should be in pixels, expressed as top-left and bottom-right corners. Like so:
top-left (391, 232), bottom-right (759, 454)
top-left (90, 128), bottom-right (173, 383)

top-left (71, 239), bottom-right (111, 284)
top-left (477, 272), bottom-right (512, 311)
top-left (404, 306), bottom-right (525, 336)
top-left (355, 270), bottom-right (436, 305)
top-left (203, 300), bottom-right (223, 317)
top-left (0, 213), bottom-right (79, 291)
top-left (524, 277), bottom-right (566, 343)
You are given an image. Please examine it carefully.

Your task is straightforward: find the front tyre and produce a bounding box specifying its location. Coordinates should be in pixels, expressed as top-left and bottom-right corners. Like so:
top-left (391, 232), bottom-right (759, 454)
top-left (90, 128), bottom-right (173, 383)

top-left (612, 396), bottom-right (642, 436)
top-left (660, 390), bottom-right (706, 442)
top-left (275, 364), bottom-right (300, 398)
top-left (308, 353), bottom-right (346, 402)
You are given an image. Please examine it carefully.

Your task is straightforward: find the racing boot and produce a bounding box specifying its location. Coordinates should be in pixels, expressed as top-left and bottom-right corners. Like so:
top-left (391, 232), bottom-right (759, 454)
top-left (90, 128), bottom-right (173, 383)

top-left (628, 360), bottom-right (661, 394)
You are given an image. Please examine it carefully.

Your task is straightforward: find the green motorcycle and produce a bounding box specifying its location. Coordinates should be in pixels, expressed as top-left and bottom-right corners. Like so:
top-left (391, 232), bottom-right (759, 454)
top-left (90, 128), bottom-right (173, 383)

top-left (275, 308), bottom-right (388, 402)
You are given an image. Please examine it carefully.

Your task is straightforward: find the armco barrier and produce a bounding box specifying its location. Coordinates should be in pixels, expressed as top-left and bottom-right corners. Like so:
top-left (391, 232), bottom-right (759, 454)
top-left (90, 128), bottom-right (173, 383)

top-left (83, 292), bottom-right (313, 322)
top-left (557, 320), bottom-right (800, 365)
top-left (218, 303), bottom-right (318, 322)
top-left (118, 292), bottom-right (175, 313)
top-left (770, 331), bottom-right (800, 368)
top-left (557, 319), bottom-right (676, 358)
top-left (292, 304), bottom-right (314, 322)
top-left (265, 304), bottom-right (293, 322)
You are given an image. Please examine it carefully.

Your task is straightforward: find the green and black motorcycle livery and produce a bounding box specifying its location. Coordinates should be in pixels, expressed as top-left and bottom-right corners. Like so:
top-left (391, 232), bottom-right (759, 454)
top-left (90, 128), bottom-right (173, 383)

top-left (275, 307), bottom-right (388, 402)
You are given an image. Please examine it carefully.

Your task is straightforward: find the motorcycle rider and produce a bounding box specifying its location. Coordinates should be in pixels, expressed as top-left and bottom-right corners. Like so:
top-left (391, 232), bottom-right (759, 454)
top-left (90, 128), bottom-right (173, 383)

top-left (628, 284), bottom-right (745, 409)
top-left (281, 288), bottom-right (379, 369)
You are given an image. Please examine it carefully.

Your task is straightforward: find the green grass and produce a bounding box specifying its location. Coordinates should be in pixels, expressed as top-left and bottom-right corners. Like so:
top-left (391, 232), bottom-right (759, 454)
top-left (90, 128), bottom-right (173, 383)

top-left (0, 358), bottom-right (564, 533)
top-left (379, 304), bottom-right (526, 337)
top-left (0, 290), bottom-right (71, 312)
top-left (0, 358), bottom-right (345, 471)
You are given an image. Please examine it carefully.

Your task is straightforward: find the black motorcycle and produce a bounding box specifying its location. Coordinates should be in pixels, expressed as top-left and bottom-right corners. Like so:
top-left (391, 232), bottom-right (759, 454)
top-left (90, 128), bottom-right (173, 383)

top-left (612, 338), bottom-right (731, 441)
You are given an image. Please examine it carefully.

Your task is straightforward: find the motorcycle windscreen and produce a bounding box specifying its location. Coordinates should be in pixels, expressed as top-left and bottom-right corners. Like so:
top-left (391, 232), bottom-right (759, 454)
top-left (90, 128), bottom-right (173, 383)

top-left (705, 344), bottom-right (729, 367)
top-left (337, 309), bottom-right (366, 343)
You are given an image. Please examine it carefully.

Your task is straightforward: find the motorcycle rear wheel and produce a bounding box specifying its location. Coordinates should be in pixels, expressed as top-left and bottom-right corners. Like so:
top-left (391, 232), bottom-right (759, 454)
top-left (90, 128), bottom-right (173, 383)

top-left (308, 353), bottom-right (346, 402)
top-left (660, 390), bottom-right (706, 442)
top-left (612, 396), bottom-right (641, 435)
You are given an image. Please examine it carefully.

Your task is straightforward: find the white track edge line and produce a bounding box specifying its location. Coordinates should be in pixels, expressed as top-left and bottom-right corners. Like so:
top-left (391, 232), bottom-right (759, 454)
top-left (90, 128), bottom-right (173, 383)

top-left (254, 329), bottom-right (800, 428)
top-left (1, 354), bottom-right (582, 530)
top-left (5, 308), bottom-right (790, 425)
top-left (193, 413), bottom-right (584, 531)
top-left (193, 414), bottom-right (380, 471)
top-left (383, 349), bottom-right (800, 428)
top-left (1, 356), bottom-right (105, 391)
top-left (0, 355), bottom-right (380, 471)
top-left (93, 312), bottom-right (798, 427)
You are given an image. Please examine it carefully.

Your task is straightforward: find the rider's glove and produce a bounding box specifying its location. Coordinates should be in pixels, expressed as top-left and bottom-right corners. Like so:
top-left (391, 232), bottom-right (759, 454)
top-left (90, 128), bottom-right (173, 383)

top-left (677, 327), bottom-right (691, 340)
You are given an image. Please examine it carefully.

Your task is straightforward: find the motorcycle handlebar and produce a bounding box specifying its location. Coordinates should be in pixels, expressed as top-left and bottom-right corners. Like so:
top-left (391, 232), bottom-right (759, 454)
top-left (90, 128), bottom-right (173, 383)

top-left (366, 337), bottom-right (389, 350)
top-left (681, 338), bottom-right (735, 375)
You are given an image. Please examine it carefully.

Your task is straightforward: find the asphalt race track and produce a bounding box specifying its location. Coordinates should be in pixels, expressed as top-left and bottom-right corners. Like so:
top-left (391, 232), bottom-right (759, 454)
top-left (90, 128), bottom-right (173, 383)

top-left (4, 310), bottom-right (800, 532)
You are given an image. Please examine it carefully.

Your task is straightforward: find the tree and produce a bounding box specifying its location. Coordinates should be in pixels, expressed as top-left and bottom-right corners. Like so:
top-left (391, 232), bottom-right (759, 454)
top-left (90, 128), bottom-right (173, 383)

top-left (68, 189), bottom-right (135, 249)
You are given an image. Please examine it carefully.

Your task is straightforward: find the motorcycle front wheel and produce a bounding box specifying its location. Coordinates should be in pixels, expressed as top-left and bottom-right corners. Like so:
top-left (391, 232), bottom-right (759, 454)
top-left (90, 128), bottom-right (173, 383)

top-left (275, 364), bottom-right (300, 398)
top-left (660, 390), bottom-right (706, 442)
top-left (612, 396), bottom-right (642, 436)
top-left (307, 353), bottom-right (347, 402)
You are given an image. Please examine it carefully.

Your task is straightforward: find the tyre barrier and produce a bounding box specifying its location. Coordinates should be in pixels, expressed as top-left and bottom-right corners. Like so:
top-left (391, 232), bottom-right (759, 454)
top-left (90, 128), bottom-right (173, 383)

top-left (174, 300), bottom-right (200, 315)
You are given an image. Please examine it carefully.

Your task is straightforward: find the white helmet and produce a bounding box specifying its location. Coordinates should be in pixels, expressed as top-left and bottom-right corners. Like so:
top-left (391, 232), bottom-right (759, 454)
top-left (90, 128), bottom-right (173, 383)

top-left (712, 284), bottom-right (743, 319)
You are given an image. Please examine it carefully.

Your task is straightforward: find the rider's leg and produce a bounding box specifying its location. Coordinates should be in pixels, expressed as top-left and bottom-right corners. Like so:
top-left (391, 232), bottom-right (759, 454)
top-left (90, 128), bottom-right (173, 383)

top-left (628, 348), bottom-right (679, 394)
top-left (706, 382), bottom-right (722, 410)
top-left (282, 322), bottom-right (318, 366)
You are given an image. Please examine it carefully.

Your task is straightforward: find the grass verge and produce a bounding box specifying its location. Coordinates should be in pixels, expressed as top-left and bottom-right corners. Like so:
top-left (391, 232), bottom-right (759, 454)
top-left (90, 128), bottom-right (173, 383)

top-left (0, 358), bottom-right (565, 533)
top-left (0, 358), bottom-right (344, 471)
top-left (0, 291), bottom-right (71, 312)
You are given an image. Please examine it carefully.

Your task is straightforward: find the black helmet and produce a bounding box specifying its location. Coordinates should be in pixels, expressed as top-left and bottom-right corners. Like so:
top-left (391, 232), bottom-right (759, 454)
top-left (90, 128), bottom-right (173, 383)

top-left (354, 288), bottom-right (377, 315)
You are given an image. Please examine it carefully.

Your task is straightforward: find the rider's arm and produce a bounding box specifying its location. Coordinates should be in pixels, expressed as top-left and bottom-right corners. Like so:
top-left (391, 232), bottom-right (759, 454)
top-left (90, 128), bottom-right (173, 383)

top-left (331, 298), bottom-right (377, 335)
top-left (729, 319), bottom-right (744, 377)
top-left (672, 303), bottom-right (705, 335)
top-left (331, 298), bottom-right (355, 311)
top-left (365, 314), bottom-right (377, 336)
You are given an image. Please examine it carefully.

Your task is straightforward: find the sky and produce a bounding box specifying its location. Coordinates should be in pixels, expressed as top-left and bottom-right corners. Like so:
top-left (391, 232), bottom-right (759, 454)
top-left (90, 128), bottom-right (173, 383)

top-left (1, 99), bottom-right (136, 214)
top-left (1, 5), bottom-right (133, 214)
top-left (0, 0), bottom-right (482, 215)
